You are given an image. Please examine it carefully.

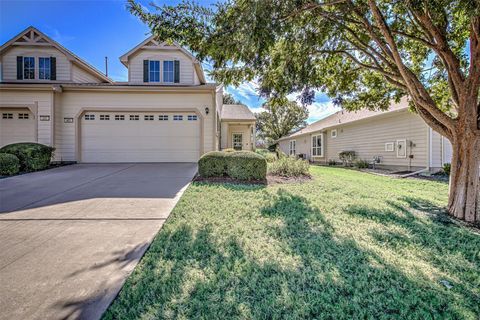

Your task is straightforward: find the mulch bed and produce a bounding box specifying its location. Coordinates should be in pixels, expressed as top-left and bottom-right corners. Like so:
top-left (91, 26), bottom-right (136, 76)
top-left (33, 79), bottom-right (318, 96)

top-left (193, 174), bottom-right (312, 185)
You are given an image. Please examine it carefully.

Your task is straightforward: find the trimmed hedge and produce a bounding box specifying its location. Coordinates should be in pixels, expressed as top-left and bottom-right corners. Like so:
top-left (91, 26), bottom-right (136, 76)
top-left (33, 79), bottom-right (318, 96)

top-left (0, 153), bottom-right (20, 176)
top-left (199, 150), bottom-right (267, 180)
top-left (0, 143), bottom-right (54, 172)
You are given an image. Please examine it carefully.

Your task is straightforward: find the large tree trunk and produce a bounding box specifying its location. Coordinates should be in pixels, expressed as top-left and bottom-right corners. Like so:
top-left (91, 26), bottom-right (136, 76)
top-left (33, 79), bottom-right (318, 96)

top-left (447, 130), bottom-right (480, 223)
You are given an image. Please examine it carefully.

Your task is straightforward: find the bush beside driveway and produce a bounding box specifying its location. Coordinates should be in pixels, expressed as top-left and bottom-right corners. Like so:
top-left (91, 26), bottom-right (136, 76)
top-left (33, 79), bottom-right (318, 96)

top-left (104, 166), bottom-right (479, 319)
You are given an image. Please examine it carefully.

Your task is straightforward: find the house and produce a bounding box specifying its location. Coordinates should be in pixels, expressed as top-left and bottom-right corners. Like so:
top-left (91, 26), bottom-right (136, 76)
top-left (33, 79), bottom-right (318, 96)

top-left (0, 26), bottom-right (255, 163)
top-left (278, 98), bottom-right (453, 172)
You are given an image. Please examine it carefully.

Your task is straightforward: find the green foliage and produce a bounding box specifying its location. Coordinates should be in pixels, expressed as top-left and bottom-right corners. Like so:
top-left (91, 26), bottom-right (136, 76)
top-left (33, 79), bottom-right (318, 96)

top-left (0, 143), bottom-right (54, 172)
top-left (268, 156), bottom-right (310, 177)
top-left (256, 149), bottom-right (277, 163)
top-left (339, 151), bottom-right (357, 167)
top-left (198, 151), bottom-right (267, 180)
top-left (222, 148), bottom-right (236, 153)
top-left (255, 97), bottom-right (308, 144)
top-left (355, 159), bottom-right (370, 169)
top-left (223, 93), bottom-right (242, 105)
top-left (443, 163), bottom-right (451, 176)
top-left (0, 153), bottom-right (20, 176)
top-left (127, 0), bottom-right (478, 116)
top-left (328, 159), bottom-right (337, 166)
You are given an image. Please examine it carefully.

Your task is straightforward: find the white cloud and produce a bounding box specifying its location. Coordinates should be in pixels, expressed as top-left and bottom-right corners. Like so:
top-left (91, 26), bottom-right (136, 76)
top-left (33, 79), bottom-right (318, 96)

top-left (306, 101), bottom-right (340, 123)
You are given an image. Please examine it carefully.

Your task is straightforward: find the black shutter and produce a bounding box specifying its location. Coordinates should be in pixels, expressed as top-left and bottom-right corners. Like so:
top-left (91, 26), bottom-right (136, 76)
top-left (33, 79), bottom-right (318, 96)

top-left (143, 60), bottom-right (149, 82)
top-left (17, 56), bottom-right (23, 80)
top-left (174, 60), bottom-right (180, 83)
top-left (50, 57), bottom-right (56, 80)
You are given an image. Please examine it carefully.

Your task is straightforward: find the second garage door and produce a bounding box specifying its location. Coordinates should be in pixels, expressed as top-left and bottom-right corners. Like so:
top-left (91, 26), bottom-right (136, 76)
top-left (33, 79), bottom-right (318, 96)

top-left (81, 112), bottom-right (200, 163)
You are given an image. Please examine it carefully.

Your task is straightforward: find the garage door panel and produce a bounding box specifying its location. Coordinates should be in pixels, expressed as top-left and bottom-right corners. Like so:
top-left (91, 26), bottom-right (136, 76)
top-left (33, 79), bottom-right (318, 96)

top-left (0, 110), bottom-right (36, 147)
top-left (81, 112), bottom-right (200, 163)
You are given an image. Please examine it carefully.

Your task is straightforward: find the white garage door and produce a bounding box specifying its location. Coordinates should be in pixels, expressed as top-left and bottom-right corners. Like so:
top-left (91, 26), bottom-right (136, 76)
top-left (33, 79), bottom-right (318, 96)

top-left (80, 112), bottom-right (200, 162)
top-left (0, 109), bottom-right (36, 147)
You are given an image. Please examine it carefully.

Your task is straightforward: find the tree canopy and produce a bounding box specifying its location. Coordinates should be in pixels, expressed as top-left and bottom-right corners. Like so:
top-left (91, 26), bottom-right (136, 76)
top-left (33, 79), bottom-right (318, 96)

top-left (223, 92), bottom-right (242, 105)
top-left (256, 97), bottom-right (309, 143)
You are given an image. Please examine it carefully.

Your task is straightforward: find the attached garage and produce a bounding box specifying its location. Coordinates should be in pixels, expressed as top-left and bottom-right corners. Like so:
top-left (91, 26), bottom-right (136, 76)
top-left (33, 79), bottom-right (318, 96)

top-left (0, 109), bottom-right (36, 147)
top-left (80, 111), bottom-right (201, 163)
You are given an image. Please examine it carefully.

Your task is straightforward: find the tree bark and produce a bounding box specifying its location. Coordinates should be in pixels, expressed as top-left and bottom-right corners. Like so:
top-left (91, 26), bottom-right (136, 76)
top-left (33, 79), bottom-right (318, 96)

top-left (447, 127), bottom-right (480, 223)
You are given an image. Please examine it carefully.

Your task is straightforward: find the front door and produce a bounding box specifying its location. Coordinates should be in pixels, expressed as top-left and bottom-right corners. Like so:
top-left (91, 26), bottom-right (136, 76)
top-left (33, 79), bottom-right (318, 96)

top-left (232, 133), bottom-right (243, 150)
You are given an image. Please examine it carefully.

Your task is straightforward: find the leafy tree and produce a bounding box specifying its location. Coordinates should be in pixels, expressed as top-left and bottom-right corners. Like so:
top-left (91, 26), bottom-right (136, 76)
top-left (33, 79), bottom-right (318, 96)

top-left (223, 92), bottom-right (242, 105)
top-left (256, 97), bottom-right (309, 144)
top-left (128, 0), bottom-right (480, 223)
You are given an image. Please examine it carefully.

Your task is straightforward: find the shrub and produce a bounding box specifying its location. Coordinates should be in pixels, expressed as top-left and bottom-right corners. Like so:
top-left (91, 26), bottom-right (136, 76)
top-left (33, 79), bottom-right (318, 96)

top-left (0, 153), bottom-right (20, 176)
top-left (226, 151), bottom-right (267, 180)
top-left (263, 152), bottom-right (277, 163)
top-left (0, 143), bottom-right (54, 172)
top-left (268, 156), bottom-right (310, 177)
top-left (339, 150), bottom-right (356, 166)
top-left (198, 151), bottom-right (228, 177)
top-left (442, 163), bottom-right (451, 176)
top-left (355, 159), bottom-right (370, 169)
top-left (199, 150), bottom-right (267, 180)
top-left (223, 148), bottom-right (236, 153)
top-left (328, 159), bottom-right (337, 166)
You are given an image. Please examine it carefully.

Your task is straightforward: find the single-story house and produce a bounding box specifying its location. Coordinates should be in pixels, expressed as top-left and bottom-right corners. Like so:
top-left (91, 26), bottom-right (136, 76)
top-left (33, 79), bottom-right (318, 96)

top-left (278, 98), bottom-right (453, 172)
top-left (0, 26), bottom-right (255, 163)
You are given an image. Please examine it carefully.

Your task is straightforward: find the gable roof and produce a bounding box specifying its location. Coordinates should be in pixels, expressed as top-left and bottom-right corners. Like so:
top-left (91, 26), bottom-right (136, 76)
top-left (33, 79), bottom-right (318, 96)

top-left (221, 104), bottom-right (256, 121)
top-left (278, 98), bottom-right (409, 141)
top-left (119, 35), bottom-right (207, 84)
top-left (0, 26), bottom-right (112, 83)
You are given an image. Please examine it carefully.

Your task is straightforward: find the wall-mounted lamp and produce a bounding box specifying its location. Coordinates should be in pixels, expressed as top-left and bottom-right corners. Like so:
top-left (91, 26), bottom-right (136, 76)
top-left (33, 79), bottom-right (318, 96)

top-left (205, 107), bottom-right (210, 115)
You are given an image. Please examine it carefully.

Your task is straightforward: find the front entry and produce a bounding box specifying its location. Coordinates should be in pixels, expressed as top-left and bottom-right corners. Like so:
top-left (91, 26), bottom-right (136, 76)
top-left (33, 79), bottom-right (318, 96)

top-left (232, 133), bottom-right (243, 150)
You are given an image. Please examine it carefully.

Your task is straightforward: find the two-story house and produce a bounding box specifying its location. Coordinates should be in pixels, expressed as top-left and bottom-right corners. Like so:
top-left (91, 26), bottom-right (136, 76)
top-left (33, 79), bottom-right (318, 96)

top-left (0, 26), bottom-right (256, 163)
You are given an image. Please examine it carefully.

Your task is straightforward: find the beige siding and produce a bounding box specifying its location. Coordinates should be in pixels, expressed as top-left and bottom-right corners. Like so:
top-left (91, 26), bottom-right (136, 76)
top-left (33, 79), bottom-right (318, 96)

top-left (1, 46), bottom-right (70, 81)
top-left (221, 122), bottom-right (255, 151)
top-left (72, 64), bottom-right (103, 83)
top-left (128, 49), bottom-right (196, 84)
top-left (0, 90), bottom-right (53, 146)
top-left (279, 133), bottom-right (311, 157)
top-left (324, 111), bottom-right (428, 168)
top-left (54, 91), bottom-right (214, 161)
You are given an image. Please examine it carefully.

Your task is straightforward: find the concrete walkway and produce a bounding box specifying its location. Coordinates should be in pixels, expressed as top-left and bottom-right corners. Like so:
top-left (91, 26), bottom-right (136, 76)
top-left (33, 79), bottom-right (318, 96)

top-left (0, 163), bottom-right (197, 320)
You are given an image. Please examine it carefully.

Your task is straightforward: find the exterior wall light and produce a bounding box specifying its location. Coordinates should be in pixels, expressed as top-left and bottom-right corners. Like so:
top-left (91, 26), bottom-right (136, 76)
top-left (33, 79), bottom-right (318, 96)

top-left (205, 107), bottom-right (210, 115)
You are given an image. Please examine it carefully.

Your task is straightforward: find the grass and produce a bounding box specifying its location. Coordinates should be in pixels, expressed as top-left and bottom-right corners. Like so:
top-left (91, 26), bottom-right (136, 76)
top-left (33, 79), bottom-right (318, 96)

top-left (103, 166), bottom-right (479, 320)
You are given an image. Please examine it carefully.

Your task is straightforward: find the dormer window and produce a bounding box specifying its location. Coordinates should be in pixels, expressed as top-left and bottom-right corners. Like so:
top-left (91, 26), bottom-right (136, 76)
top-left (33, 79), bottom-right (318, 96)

top-left (163, 61), bottom-right (174, 83)
top-left (39, 57), bottom-right (51, 80)
top-left (23, 57), bottom-right (35, 80)
top-left (149, 60), bottom-right (160, 82)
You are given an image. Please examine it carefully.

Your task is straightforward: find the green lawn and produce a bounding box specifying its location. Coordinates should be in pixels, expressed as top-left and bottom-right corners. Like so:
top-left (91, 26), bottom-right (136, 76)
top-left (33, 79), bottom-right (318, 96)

top-left (104, 166), bottom-right (479, 320)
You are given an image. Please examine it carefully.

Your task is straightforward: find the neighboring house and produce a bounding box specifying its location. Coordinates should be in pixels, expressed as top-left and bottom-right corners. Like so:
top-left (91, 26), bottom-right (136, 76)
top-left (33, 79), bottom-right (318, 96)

top-left (220, 104), bottom-right (256, 151)
top-left (278, 98), bottom-right (453, 172)
top-left (0, 26), bottom-right (255, 162)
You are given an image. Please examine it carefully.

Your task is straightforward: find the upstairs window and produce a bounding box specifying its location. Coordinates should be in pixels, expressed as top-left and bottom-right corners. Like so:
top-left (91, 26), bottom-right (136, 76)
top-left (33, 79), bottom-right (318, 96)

top-left (149, 61), bottom-right (160, 82)
top-left (23, 57), bottom-right (35, 79)
top-left (39, 57), bottom-right (51, 80)
top-left (163, 61), bottom-right (174, 83)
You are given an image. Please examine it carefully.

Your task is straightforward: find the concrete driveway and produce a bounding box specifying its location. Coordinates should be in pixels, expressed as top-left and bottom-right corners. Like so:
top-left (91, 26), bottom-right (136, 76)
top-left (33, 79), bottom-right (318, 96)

top-left (0, 163), bottom-right (197, 320)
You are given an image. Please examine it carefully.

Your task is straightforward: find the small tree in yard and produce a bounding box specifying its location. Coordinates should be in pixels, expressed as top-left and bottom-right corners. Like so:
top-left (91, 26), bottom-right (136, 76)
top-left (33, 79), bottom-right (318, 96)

top-left (256, 97), bottom-right (309, 144)
top-left (128, 0), bottom-right (480, 223)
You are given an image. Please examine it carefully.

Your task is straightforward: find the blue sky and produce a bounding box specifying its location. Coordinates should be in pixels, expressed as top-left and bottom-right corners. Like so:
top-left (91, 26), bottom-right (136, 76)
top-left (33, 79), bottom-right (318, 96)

top-left (0, 0), bottom-right (338, 123)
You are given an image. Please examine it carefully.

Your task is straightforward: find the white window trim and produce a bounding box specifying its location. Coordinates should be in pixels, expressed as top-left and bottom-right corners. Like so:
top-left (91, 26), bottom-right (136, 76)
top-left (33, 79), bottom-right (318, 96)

top-left (385, 142), bottom-right (394, 152)
top-left (396, 139), bottom-right (407, 158)
top-left (331, 129), bottom-right (337, 138)
top-left (289, 140), bottom-right (296, 156)
top-left (311, 134), bottom-right (324, 157)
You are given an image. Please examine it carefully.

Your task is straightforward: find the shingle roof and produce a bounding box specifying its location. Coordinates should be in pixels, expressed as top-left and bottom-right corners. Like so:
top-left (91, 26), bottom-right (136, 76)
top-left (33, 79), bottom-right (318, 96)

top-left (278, 98), bottom-right (409, 141)
top-left (221, 104), bottom-right (256, 121)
